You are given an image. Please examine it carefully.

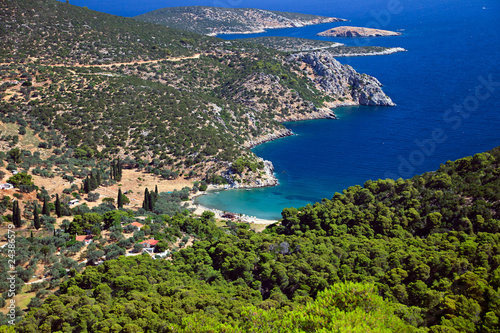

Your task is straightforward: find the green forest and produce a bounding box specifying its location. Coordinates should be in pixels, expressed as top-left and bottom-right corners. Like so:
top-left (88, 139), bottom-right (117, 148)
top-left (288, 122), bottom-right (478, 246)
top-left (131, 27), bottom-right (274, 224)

top-left (2, 146), bottom-right (499, 332)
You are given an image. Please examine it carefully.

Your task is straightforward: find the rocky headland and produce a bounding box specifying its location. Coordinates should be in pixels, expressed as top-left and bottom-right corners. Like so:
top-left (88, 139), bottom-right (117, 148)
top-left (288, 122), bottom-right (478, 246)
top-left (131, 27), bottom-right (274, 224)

top-left (328, 47), bottom-right (406, 57)
top-left (317, 26), bottom-right (401, 37)
top-left (287, 51), bottom-right (395, 106)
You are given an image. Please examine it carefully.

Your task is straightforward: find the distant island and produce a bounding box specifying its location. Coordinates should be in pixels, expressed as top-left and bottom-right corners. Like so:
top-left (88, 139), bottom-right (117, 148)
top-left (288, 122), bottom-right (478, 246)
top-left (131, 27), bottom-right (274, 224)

top-left (134, 6), bottom-right (347, 36)
top-left (317, 26), bottom-right (401, 37)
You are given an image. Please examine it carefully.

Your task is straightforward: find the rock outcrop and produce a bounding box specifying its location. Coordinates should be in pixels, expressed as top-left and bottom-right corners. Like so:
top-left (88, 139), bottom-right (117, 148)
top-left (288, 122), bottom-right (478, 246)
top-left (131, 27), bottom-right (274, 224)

top-left (222, 158), bottom-right (279, 188)
top-left (287, 51), bottom-right (395, 106)
top-left (317, 26), bottom-right (401, 37)
top-left (245, 128), bottom-right (294, 149)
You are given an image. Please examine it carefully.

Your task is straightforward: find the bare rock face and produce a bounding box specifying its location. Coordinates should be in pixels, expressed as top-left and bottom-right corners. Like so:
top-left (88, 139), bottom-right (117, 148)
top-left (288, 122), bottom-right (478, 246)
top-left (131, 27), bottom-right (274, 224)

top-left (287, 51), bottom-right (395, 106)
top-left (317, 26), bottom-right (401, 37)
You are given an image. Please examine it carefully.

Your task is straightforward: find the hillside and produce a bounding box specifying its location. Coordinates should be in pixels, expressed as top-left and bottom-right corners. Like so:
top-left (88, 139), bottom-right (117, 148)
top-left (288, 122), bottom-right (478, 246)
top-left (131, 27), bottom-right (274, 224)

top-left (246, 36), bottom-right (407, 56)
top-left (0, 0), bottom-right (210, 65)
top-left (134, 6), bottom-right (346, 36)
top-left (0, 0), bottom-right (394, 185)
top-left (7, 146), bottom-right (500, 332)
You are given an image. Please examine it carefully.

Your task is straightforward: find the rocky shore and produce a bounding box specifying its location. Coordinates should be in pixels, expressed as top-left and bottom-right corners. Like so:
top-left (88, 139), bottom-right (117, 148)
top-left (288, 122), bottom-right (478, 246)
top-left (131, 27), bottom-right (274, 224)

top-left (329, 47), bottom-right (407, 57)
top-left (317, 26), bottom-right (401, 37)
top-left (244, 128), bottom-right (294, 149)
top-left (210, 17), bottom-right (346, 36)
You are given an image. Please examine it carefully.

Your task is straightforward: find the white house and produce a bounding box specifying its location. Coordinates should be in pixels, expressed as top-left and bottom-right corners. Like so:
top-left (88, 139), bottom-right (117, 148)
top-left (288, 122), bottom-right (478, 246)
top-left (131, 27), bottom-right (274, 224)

top-left (0, 183), bottom-right (14, 190)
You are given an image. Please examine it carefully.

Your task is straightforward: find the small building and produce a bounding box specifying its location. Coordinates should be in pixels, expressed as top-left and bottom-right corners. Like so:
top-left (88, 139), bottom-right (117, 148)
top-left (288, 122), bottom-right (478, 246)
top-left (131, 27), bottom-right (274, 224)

top-left (141, 239), bottom-right (158, 248)
top-left (130, 222), bottom-right (144, 230)
top-left (12, 171), bottom-right (18, 175)
top-left (141, 239), bottom-right (158, 253)
top-left (75, 235), bottom-right (93, 245)
top-left (69, 199), bottom-right (79, 206)
top-left (0, 183), bottom-right (14, 190)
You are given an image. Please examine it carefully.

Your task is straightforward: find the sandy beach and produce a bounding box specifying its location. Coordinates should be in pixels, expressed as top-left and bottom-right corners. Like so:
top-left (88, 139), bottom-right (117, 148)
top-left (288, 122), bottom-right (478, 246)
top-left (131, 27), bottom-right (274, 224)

top-left (188, 189), bottom-right (279, 225)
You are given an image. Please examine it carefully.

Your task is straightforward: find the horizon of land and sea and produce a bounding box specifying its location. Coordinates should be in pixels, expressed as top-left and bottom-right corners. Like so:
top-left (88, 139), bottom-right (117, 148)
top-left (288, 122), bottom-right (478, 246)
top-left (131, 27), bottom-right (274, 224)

top-left (46, 0), bottom-right (500, 221)
top-left (194, 0), bottom-right (500, 220)
top-left (2, 1), bottom-right (500, 331)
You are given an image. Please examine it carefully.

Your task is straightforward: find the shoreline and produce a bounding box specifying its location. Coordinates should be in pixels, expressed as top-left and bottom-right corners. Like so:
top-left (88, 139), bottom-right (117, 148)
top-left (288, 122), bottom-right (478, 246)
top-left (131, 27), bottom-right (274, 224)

top-left (188, 190), bottom-right (279, 225)
top-left (329, 47), bottom-right (407, 57)
top-left (208, 17), bottom-right (348, 37)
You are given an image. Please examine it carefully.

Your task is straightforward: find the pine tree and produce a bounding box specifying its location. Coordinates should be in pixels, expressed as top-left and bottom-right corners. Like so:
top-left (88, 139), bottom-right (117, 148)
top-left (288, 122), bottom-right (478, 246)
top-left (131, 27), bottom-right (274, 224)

top-left (118, 188), bottom-right (123, 209)
top-left (34, 204), bottom-right (41, 230)
top-left (42, 197), bottom-right (50, 216)
top-left (55, 194), bottom-right (62, 217)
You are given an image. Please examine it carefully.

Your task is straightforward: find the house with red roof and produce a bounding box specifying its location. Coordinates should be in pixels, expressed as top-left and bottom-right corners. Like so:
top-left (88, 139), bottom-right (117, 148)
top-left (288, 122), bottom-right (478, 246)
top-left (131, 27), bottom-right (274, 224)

top-left (75, 235), bottom-right (93, 245)
top-left (130, 222), bottom-right (144, 230)
top-left (141, 239), bottom-right (158, 248)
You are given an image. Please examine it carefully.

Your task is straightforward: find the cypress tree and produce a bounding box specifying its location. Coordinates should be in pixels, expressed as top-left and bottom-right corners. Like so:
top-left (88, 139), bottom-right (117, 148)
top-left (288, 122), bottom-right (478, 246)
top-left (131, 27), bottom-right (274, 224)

top-left (155, 185), bottom-right (158, 195)
top-left (118, 188), bottom-right (123, 209)
top-left (42, 197), bottom-right (50, 216)
top-left (13, 201), bottom-right (22, 228)
top-left (55, 194), bottom-right (62, 217)
top-left (89, 172), bottom-right (97, 190)
top-left (34, 204), bottom-right (41, 230)
top-left (148, 190), bottom-right (154, 211)
top-left (96, 170), bottom-right (101, 187)
top-left (83, 176), bottom-right (90, 193)
top-left (114, 159), bottom-right (122, 182)
top-left (12, 201), bottom-right (17, 226)
top-left (143, 188), bottom-right (149, 211)
top-left (110, 161), bottom-right (115, 180)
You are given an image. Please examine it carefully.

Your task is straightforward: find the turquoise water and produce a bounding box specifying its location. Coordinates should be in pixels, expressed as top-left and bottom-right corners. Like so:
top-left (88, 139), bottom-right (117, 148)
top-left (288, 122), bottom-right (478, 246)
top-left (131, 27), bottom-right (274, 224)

top-left (61, 0), bottom-right (500, 220)
top-left (197, 0), bottom-right (500, 220)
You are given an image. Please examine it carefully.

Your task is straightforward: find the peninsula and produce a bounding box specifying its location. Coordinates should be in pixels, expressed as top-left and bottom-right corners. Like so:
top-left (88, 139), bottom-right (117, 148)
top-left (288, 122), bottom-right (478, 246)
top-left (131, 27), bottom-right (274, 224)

top-left (317, 26), bottom-right (401, 37)
top-left (134, 6), bottom-right (347, 36)
top-left (245, 37), bottom-right (406, 56)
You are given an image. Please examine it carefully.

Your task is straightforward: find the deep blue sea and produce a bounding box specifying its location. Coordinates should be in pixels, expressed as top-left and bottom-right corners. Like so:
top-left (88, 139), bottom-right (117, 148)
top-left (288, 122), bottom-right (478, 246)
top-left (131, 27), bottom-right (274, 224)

top-left (59, 0), bottom-right (500, 220)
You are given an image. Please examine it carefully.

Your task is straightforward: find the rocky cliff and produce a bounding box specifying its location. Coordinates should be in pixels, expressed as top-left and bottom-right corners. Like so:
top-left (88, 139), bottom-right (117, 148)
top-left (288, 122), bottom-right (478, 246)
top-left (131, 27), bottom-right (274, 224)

top-left (287, 51), bottom-right (395, 106)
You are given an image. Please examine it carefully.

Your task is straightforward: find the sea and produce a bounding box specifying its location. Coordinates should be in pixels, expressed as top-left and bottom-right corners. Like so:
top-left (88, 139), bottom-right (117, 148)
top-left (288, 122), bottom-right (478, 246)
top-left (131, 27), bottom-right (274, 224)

top-left (60, 0), bottom-right (500, 220)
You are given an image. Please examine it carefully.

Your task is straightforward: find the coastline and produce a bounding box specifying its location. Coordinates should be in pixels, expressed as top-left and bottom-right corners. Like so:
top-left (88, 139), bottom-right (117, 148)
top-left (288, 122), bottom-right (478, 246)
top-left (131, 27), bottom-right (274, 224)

top-left (329, 47), bottom-right (407, 57)
top-left (191, 47), bottom-right (396, 221)
top-left (188, 190), bottom-right (279, 225)
top-left (207, 17), bottom-right (348, 37)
